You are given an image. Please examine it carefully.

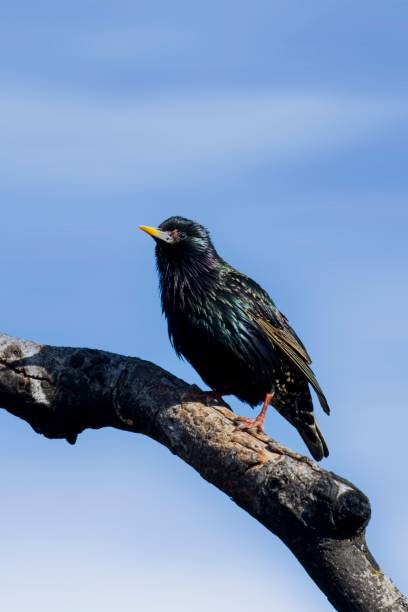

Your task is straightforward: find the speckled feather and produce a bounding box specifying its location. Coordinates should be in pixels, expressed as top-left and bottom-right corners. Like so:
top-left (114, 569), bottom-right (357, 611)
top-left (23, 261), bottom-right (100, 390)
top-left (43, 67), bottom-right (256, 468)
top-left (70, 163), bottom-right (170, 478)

top-left (152, 216), bottom-right (330, 460)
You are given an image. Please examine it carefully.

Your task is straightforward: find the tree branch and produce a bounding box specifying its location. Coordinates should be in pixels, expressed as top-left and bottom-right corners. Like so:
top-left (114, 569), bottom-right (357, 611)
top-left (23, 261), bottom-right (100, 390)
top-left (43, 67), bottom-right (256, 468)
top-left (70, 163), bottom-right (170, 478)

top-left (0, 331), bottom-right (406, 611)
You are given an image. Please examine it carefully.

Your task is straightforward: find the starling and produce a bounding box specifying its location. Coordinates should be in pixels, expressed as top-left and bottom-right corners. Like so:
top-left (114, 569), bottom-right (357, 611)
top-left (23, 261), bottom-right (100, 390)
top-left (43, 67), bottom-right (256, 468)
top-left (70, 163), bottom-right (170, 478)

top-left (140, 216), bottom-right (330, 460)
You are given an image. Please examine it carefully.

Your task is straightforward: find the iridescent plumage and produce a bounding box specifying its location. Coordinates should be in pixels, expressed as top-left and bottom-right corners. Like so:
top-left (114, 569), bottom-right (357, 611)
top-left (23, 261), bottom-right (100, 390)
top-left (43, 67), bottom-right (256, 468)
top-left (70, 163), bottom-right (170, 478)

top-left (141, 216), bottom-right (330, 460)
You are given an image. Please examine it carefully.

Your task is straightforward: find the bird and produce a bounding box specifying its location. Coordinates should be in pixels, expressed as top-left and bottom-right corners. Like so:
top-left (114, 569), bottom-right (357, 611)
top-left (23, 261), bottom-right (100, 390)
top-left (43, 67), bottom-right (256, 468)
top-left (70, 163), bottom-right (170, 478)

top-left (139, 216), bottom-right (330, 461)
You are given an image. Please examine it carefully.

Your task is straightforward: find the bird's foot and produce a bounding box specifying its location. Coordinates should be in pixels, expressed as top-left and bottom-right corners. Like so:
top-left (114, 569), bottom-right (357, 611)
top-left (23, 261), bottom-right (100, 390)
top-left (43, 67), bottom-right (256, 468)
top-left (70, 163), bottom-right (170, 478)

top-left (234, 393), bottom-right (272, 434)
top-left (234, 415), bottom-right (265, 433)
top-left (181, 387), bottom-right (225, 407)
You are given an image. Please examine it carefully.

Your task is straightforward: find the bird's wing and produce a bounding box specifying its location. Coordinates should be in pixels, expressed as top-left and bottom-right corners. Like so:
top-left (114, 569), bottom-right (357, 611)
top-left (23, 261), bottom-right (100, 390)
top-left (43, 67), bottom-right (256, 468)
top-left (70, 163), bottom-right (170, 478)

top-left (267, 313), bottom-right (312, 363)
top-left (254, 315), bottom-right (330, 414)
top-left (228, 270), bottom-right (330, 415)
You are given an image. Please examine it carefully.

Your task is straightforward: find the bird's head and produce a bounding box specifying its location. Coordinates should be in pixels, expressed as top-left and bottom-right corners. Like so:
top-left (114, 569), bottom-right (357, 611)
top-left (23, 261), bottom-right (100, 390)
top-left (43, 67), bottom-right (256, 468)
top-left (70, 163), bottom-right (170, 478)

top-left (139, 216), bottom-right (217, 265)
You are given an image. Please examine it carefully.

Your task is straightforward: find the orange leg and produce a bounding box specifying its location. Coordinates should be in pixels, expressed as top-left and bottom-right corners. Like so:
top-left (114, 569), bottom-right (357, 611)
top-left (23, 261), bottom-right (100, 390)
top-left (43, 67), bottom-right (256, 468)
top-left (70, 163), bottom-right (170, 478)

top-left (235, 392), bottom-right (274, 433)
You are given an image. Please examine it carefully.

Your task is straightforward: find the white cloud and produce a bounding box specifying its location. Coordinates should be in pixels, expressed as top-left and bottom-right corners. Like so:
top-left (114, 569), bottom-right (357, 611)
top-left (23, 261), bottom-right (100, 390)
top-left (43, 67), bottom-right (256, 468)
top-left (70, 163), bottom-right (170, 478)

top-left (0, 87), bottom-right (406, 188)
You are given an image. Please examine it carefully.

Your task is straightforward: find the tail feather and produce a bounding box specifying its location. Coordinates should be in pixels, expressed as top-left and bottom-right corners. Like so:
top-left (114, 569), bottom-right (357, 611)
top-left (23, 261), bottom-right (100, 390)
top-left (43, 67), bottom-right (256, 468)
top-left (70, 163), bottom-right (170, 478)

top-left (297, 419), bottom-right (329, 461)
top-left (275, 377), bottom-right (329, 461)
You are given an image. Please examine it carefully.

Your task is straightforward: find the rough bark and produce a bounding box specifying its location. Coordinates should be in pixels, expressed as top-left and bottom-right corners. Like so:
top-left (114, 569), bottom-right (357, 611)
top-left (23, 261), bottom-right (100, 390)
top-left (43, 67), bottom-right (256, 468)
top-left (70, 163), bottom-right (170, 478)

top-left (0, 331), bottom-right (406, 611)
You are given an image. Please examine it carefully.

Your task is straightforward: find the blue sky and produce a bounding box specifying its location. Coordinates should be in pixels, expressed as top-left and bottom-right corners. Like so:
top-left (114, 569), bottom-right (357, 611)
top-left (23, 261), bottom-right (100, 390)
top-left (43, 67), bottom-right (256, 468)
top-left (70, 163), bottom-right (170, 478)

top-left (1, 2), bottom-right (407, 610)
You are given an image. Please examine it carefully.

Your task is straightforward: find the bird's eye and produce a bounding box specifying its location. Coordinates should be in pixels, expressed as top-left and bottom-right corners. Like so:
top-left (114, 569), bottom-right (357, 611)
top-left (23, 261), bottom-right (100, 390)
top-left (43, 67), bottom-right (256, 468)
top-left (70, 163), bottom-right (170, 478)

top-left (179, 232), bottom-right (186, 240)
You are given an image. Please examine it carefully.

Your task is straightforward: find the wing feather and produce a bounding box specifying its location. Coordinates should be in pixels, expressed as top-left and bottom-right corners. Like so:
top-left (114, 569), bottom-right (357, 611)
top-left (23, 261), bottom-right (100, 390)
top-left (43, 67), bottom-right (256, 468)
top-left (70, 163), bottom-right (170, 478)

top-left (225, 269), bottom-right (330, 415)
top-left (254, 316), bottom-right (330, 415)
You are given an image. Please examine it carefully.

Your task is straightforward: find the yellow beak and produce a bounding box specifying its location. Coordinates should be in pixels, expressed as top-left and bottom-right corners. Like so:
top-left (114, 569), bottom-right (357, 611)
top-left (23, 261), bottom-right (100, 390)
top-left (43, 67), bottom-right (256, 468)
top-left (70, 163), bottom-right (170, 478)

top-left (139, 225), bottom-right (160, 237)
top-left (139, 225), bottom-right (174, 244)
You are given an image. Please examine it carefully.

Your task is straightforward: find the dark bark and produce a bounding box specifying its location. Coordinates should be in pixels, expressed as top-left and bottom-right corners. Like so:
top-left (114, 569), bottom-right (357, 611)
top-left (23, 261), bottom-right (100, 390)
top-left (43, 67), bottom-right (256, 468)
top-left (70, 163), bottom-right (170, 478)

top-left (0, 331), bottom-right (406, 611)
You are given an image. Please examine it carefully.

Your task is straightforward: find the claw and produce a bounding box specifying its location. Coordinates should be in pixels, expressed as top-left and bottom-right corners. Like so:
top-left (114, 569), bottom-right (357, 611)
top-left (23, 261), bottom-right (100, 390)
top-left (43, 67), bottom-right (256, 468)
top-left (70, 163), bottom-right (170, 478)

top-left (234, 415), bottom-right (265, 433)
top-left (234, 392), bottom-right (274, 434)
